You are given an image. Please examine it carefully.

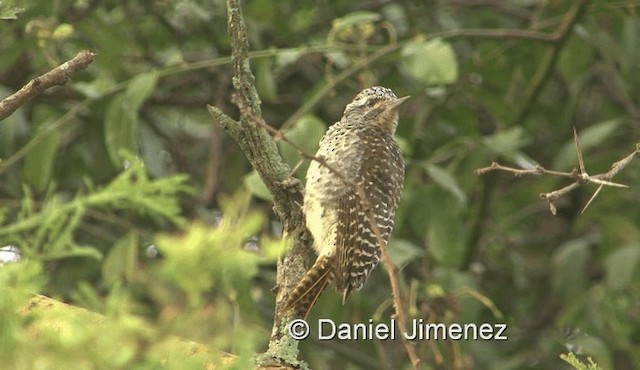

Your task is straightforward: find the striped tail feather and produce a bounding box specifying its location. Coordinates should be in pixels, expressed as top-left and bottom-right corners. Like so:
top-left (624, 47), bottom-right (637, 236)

top-left (284, 255), bottom-right (334, 318)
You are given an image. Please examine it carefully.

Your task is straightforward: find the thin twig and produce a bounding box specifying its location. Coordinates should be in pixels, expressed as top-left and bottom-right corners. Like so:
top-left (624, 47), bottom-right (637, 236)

top-left (431, 28), bottom-right (557, 42)
top-left (573, 127), bottom-right (586, 175)
top-left (581, 184), bottom-right (603, 215)
top-left (0, 50), bottom-right (96, 121)
top-left (0, 100), bottom-right (90, 175)
top-left (513, 0), bottom-right (589, 126)
top-left (199, 124), bottom-right (222, 205)
top-left (475, 162), bottom-right (577, 178)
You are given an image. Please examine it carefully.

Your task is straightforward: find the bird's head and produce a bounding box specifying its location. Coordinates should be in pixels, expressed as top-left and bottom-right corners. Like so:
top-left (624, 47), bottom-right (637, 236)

top-left (343, 86), bottom-right (410, 134)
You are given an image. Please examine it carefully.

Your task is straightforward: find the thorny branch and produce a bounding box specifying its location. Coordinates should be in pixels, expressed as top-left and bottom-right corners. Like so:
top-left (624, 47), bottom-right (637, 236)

top-left (477, 128), bottom-right (639, 215)
top-left (0, 50), bottom-right (96, 121)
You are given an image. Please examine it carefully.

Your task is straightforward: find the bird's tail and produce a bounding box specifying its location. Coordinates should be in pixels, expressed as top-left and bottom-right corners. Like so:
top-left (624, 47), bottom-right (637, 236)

top-left (284, 255), bottom-right (334, 318)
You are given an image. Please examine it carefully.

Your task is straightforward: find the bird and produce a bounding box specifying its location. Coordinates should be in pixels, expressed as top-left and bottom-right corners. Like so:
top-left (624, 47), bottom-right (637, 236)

top-left (284, 86), bottom-right (408, 318)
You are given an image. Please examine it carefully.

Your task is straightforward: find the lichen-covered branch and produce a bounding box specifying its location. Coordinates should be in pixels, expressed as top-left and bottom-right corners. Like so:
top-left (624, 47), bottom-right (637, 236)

top-left (207, 0), bottom-right (312, 368)
top-left (0, 50), bottom-right (96, 121)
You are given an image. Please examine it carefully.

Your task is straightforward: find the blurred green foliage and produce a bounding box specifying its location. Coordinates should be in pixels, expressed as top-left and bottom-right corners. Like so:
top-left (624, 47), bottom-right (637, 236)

top-left (561, 352), bottom-right (602, 370)
top-left (1, 1), bottom-right (639, 369)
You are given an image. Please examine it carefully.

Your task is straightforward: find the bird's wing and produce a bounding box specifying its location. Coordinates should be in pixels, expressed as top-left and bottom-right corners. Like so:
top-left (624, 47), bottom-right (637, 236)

top-left (334, 133), bottom-right (404, 301)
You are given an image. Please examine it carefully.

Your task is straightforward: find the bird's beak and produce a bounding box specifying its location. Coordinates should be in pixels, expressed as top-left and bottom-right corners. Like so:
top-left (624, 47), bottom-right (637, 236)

top-left (386, 95), bottom-right (411, 111)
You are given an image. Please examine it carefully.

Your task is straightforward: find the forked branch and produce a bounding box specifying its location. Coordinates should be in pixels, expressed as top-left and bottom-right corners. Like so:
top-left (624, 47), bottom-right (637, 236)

top-left (477, 128), bottom-right (639, 215)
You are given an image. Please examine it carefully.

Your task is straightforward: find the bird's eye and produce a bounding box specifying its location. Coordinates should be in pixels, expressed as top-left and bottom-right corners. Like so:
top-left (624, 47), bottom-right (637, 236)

top-left (366, 99), bottom-right (377, 107)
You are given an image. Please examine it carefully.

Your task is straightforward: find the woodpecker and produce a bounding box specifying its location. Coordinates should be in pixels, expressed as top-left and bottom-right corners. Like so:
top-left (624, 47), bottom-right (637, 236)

top-left (285, 86), bottom-right (408, 318)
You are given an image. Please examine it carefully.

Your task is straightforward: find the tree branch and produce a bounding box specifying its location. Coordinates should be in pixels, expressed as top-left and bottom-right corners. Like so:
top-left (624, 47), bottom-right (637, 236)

top-left (432, 28), bottom-right (557, 42)
top-left (476, 141), bottom-right (639, 215)
top-left (0, 50), bottom-right (96, 121)
top-left (208, 0), bottom-right (311, 368)
top-left (513, 0), bottom-right (589, 126)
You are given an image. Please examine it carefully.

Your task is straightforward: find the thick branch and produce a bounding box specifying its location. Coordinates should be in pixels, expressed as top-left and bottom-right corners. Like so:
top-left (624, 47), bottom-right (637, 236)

top-left (209, 1), bottom-right (312, 368)
top-left (0, 50), bottom-right (96, 121)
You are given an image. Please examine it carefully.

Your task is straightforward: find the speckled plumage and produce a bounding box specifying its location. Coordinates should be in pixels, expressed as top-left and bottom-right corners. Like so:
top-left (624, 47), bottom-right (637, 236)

top-left (285, 86), bottom-right (407, 318)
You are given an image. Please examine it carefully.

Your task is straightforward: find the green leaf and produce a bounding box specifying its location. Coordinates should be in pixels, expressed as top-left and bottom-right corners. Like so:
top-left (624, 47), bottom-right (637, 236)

top-left (480, 127), bottom-right (539, 169)
top-left (101, 154), bottom-right (191, 226)
top-left (124, 71), bottom-right (158, 113)
top-left (552, 119), bottom-right (621, 170)
top-left (400, 37), bottom-right (458, 85)
top-left (21, 105), bottom-right (66, 192)
top-left (243, 170), bottom-right (272, 201)
top-left (621, 17), bottom-right (640, 86)
top-left (558, 37), bottom-right (595, 82)
top-left (388, 239), bottom-right (424, 268)
top-left (569, 336), bottom-right (612, 370)
top-left (0, 6), bottom-right (24, 20)
top-left (104, 72), bottom-right (158, 167)
top-left (156, 192), bottom-right (262, 307)
top-left (431, 267), bottom-right (483, 321)
top-left (104, 95), bottom-right (133, 167)
top-left (73, 74), bottom-right (117, 99)
top-left (605, 243), bottom-right (640, 290)
top-left (330, 11), bottom-right (381, 43)
top-left (102, 232), bottom-right (139, 287)
top-left (275, 49), bottom-right (303, 71)
top-left (51, 24), bottom-right (74, 40)
top-left (43, 245), bottom-right (103, 260)
top-left (551, 238), bottom-right (590, 299)
top-left (427, 206), bottom-right (465, 268)
top-left (560, 352), bottom-right (603, 370)
top-left (22, 131), bottom-right (60, 193)
top-left (278, 114), bottom-right (326, 177)
top-left (424, 163), bottom-right (466, 205)
top-left (255, 57), bottom-right (277, 100)
top-left (332, 11), bottom-right (381, 29)
top-left (481, 127), bottom-right (531, 159)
